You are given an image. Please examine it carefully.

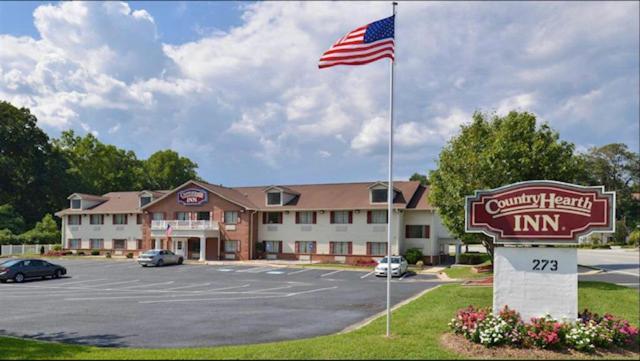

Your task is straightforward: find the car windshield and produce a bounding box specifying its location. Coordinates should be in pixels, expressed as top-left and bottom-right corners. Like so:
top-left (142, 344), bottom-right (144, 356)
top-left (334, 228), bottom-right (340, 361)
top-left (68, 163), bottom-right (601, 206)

top-left (141, 251), bottom-right (159, 257)
top-left (1, 260), bottom-right (21, 267)
top-left (379, 257), bottom-right (401, 264)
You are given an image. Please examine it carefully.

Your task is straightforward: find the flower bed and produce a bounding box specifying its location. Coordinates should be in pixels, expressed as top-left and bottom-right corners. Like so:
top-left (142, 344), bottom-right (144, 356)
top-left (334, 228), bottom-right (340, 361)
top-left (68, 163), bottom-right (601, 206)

top-left (449, 306), bottom-right (638, 352)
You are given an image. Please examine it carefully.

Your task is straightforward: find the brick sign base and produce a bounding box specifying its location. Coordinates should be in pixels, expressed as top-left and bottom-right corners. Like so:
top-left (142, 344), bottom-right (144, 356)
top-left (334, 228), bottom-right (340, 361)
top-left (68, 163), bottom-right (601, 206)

top-left (493, 246), bottom-right (577, 321)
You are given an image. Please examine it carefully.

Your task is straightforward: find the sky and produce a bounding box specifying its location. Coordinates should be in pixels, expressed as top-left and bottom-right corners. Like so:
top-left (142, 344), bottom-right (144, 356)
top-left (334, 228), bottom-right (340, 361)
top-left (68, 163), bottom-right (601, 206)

top-left (0, 1), bottom-right (638, 187)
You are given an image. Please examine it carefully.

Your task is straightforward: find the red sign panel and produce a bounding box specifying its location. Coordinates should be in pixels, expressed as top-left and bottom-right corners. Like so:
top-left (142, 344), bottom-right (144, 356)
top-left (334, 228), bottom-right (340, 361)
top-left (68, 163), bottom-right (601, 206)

top-left (465, 181), bottom-right (615, 243)
top-left (177, 188), bottom-right (208, 206)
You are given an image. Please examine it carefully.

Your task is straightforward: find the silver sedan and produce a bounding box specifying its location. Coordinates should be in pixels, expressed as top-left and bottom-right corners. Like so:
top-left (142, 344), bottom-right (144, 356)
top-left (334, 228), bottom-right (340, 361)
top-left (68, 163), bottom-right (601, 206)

top-left (137, 249), bottom-right (183, 267)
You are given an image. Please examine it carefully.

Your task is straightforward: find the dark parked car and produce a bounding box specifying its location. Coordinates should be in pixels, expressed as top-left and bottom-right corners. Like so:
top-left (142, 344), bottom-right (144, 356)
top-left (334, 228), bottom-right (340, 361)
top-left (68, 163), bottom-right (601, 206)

top-left (0, 259), bottom-right (67, 283)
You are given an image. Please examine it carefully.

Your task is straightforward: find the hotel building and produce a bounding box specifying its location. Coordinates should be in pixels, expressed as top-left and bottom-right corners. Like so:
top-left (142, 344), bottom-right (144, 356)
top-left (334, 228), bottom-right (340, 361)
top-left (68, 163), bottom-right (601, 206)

top-left (55, 180), bottom-right (455, 264)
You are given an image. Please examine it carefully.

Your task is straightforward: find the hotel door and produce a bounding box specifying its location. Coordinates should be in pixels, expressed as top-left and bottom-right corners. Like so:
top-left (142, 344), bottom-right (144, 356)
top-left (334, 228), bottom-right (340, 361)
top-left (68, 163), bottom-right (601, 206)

top-left (174, 240), bottom-right (185, 257)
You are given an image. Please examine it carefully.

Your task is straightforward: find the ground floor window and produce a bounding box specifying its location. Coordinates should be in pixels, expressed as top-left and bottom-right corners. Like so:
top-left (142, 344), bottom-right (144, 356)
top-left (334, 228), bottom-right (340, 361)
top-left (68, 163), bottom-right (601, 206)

top-left (296, 241), bottom-right (315, 254)
top-left (405, 225), bottom-right (430, 238)
top-left (368, 242), bottom-right (387, 256)
top-left (69, 239), bottom-right (80, 249)
top-left (224, 240), bottom-right (239, 253)
top-left (90, 239), bottom-right (104, 249)
top-left (113, 239), bottom-right (126, 250)
top-left (331, 241), bottom-right (351, 255)
top-left (264, 241), bottom-right (281, 253)
top-left (136, 239), bottom-right (143, 249)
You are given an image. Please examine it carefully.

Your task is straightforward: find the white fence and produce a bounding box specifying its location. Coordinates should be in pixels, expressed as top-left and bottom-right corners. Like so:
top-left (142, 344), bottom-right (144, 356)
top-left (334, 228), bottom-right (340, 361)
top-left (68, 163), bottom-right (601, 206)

top-left (0, 244), bottom-right (59, 256)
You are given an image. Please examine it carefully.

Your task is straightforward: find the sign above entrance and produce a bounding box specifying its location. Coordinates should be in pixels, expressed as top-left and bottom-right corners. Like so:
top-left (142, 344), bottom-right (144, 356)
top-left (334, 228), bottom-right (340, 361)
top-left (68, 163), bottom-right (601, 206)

top-left (465, 180), bottom-right (615, 244)
top-left (177, 188), bottom-right (208, 206)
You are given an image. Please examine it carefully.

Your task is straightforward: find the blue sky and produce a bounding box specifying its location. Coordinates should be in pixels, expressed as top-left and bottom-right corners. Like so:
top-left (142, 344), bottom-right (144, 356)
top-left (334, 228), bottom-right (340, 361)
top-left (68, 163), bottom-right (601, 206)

top-left (0, 1), bottom-right (638, 187)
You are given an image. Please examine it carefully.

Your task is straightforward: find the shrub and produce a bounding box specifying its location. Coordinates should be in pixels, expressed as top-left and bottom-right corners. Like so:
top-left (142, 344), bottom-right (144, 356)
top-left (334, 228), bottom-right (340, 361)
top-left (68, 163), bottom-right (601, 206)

top-left (404, 248), bottom-right (423, 264)
top-left (458, 252), bottom-right (491, 265)
top-left (126, 252), bottom-right (134, 259)
top-left (628, 229), bottom-right (640, 246)
top-left (77, 251), bottom-right (85, 256)
top-left (91, 249), bottom-right (100, 256)
top-left (105, 252), bottom-right (111, 258)
top-left (52, 244), bottom-right (62, 251)
top-left (416, 260), bottom-right (424, 269)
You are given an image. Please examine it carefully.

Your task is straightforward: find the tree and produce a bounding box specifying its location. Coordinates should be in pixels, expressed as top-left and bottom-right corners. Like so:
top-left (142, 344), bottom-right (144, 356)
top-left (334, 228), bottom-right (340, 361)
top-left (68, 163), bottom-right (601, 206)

top-left (409, 172), bottom-right (429, 185)
top-left (20, 214), bottom-right (60, 244)
top-left (0, 204), bottom-right (26, 235)
top-left (54, 130), bottom-right (145, 195)
top-left (429, 111), bottom-right (583, 259)
top-left (143, 150), bottom-right (199, 189)
top-left (0, 101), bottom-right (71, 227)
top-left (577, 143), bottom-right (639, 229)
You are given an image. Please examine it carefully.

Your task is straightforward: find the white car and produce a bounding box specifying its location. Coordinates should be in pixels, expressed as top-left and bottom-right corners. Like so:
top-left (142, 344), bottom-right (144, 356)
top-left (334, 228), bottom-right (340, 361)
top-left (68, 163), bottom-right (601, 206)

top-left (375, 256), bottom-right (409, 277)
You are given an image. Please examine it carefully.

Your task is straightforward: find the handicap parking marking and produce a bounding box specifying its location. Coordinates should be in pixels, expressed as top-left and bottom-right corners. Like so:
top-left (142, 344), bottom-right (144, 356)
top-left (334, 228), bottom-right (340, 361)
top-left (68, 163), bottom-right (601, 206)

top-left (236, 267), bottom-right (273, 273)
top-left (286, 268), bottom-right (311, 275)
top-left (266, 270), bottom-right (286, 275)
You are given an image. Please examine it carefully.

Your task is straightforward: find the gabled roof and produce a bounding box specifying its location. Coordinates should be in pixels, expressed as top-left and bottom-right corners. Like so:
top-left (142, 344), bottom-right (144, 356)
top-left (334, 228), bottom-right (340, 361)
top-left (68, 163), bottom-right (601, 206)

top-left (67, 193), bottom-right (109, 202)
top-left (140, 180), bottom-right (258, 210)
top-left (56, 192), bottom-right (146, 216)
top-left (367, 181), bottom-right (401, 192)
top-left (263, 185), bottom-right (301, 195)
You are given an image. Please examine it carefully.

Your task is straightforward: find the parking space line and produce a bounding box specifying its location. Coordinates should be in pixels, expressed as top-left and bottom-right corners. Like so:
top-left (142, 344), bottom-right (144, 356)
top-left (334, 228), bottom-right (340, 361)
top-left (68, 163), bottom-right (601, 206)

top-left (287, 268), bottom-right (311, 275)
top-left (88, 280), bottom-right (140, 288)
top-left (118, 281), bottom-right (173, 289)
top-left (399, 273), bottom-right (409, 281)
top-left (237, 267), bottom-right (272, 273)
top-left (361, 271), bottom-right (374, 279)
top-left (51, 278), bottom-right (107, 285)
top-left (165, 282), bottom-right (211, 291)
top-left (287, 286), bottom-right (338, 296)
top-left (138, 294), bottom-right (286, 304)
top-left (320, 270), bottom-right (342, 277)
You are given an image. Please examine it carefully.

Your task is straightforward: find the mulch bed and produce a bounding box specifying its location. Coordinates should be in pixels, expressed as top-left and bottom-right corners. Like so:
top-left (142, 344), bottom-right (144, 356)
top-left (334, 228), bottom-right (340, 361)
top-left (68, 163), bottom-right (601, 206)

top-left (463, 276), bottom-right (494, 286)
top-left (441, 332), bottom-right (639, 360)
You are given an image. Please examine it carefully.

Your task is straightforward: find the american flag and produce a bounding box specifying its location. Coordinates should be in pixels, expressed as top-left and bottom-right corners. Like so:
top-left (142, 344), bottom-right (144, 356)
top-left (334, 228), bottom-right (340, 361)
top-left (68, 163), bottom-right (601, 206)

top-left (319, 15), bottom-right (394, 69)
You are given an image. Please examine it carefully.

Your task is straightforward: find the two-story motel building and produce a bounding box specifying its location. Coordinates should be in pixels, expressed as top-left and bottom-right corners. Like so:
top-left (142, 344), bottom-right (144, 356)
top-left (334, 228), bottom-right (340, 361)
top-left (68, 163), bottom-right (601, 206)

top-left (55, 180), bottom-right (454, 264)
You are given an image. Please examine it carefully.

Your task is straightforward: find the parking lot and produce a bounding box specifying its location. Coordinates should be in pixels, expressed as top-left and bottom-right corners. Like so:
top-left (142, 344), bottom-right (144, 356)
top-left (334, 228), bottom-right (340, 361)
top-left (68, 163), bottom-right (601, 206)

top-left (0, 259), bottom-right (442, 348)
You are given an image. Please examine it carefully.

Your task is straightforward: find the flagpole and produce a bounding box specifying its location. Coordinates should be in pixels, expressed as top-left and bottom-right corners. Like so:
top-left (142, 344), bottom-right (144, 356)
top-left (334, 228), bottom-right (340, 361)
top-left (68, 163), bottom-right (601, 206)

top-left (386, 1), bottom-right (397, 338)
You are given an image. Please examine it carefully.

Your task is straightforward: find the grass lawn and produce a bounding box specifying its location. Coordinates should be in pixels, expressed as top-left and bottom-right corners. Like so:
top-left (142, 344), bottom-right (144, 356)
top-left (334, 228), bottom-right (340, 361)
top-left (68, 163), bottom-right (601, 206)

top-left (442, 261), bottom-right (493, 280)
top-left (0, 282), bottom-right (637, 360)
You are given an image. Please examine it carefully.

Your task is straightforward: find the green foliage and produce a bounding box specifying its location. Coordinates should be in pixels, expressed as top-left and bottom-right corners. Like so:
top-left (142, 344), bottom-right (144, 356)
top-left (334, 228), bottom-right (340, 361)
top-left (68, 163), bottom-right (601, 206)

top-left (0, 204), bottom-right (26, 234)
top-left (19, 214), bottom-right (60, 244)
top-left (91, 250), bottom-right (100, 256)
top-left (143, 150), bottom-right (199, 189)
top-left (458, 252), bottom-right (491, 265)
top-left (629, 229), bottom-right (640, 246)
top-left (404, 248), bottom-right (423, 264)
top-left (613, 220), bottom-right (629, 244)
top-left (126, 252), bottom-right (134, 259)
top-left (409, 172), bottom-right (429, 185)
top-left (429, 111), bottom-right (583, 258)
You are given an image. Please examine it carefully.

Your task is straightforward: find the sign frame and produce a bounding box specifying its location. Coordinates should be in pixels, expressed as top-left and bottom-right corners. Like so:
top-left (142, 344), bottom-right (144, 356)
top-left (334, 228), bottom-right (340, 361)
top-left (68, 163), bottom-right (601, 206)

top-left (177, 188), bottom-right (208, 206)
top-left (465, 180), bottom-right (615, 245)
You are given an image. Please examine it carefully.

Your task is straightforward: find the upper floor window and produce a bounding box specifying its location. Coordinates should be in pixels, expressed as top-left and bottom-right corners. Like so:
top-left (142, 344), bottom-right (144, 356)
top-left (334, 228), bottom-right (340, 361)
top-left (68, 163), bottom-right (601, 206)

top-left (368, 210), bottom-right (387, 224)
top-left (371, 189), bottom-right (388, 203)
top-left (296, 211), bottom-right (315, 224)
top-left (224, 211), bottom-right (238, 224)
top-left (197, 212), bottom-right (210, 220)
top-left (90, 214), bottom-right (104, 225)
top-left (68, 215), bottom-right (81, 225)
top-left (267, 192), bottom-right (281, 205)
top-left (113, 214), bottom-right (128, 225)
top-left (71, 199), bottom-right (81, 209)
top-left (263, 212), bottom-right (283, 224)
top-left (331, 211), bottom-right (352, 224)
top-left (175, 212), bottom-right (189, 221)
top-left (152, 212), bottom-right (164, 221)
top-left (405, 225), bottom-right (430, 239)
top-left (140, 196), bottom-right (152, 207)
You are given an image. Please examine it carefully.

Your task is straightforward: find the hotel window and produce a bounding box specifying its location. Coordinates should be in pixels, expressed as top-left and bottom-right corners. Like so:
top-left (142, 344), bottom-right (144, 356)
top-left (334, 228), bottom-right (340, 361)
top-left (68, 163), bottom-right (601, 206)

top-left (331, 211), bottom-right (352, 224)
top-left (140, 196), bottom-right (151, 207)
top-left (113, 239), bottom-right (126, 250)
top-left (152, 212), bottom-right (164, 221)
top-left (263, 212), bottom-right (283, 224)
top-left (136, 214), bottom-right (143, 225)
top-left (368, 242), bottom-right (387, 256)
top-left (68, 239), bottom-right (81, 249)
top-left (331, 241), bottom-right (351, 255)
top-left (90, 239), bottom-right (103, 249)
top-left (405, 225), bottom-right (430, 239)
top-left (296, 241), bottom-right (315, 254)
top-left (296, 211), bottom-right (315, 224)
top-left (197, 212), bottom-right (210, 220)
top-left (224, 240), bottom-right (239, 253)
top-left (68, 215), bottom-right (81, 225)
top-left (224, 211), bottom-right (238, 224)
top-left (90, 214), bottom-right (104, 225)
top-left (263, 241), bottom-right (281, 253)
top-left (371, 189), bottom-right (388, 203)
top-left (113, 214), bottom-right (128, 225)
top-left (175, 212), bottom-right (189, 221)
top-left (368, 210), bottom-right (387, 224)
top-left (267, 192), bottom-right (281, 205)
top-left (70, 199), bottom-right (81, 209)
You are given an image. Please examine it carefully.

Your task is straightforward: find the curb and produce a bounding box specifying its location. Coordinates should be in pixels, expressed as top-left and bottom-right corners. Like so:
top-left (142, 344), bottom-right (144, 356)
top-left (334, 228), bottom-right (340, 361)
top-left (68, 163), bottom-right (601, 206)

top-left (338, 285), bottom-right (442, 334)
top-left (578, 264), bottom-right (605, 275)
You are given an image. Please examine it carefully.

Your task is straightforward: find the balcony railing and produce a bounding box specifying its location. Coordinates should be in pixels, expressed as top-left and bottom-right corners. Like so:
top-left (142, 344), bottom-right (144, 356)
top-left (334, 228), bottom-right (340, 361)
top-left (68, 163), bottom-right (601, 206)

top-left (151, 220), bottom-right (219, 231)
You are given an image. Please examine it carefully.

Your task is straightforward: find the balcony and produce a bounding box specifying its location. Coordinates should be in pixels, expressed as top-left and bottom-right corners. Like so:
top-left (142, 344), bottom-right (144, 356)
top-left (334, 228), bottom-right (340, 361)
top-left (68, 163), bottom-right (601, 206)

top-left (150, 220), bottom-right (219, 239)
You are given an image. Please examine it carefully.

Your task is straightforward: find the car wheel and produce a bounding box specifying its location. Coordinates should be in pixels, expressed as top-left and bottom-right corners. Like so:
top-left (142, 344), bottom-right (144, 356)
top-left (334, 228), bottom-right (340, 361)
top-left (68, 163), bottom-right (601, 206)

top-left (141, 264), bottom-right (147, 267)
top-left (54, 270), bottom-right (63, 279)
top-left (156, 259), bottom-right (164, 267)
top-left (0, 279), bottom-right (6, 283)
top-left (177, 257), bottom-right (183, 265)
top-left (14, 273), bottom-right (25, 283)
